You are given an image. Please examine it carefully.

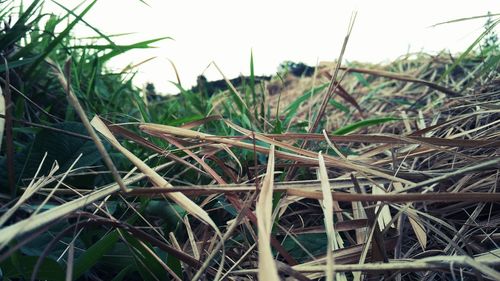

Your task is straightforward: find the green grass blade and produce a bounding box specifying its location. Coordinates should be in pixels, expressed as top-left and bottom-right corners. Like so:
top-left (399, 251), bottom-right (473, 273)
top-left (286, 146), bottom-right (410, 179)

top-left (73, 230), bottom-right (120, 279)
top-left (50, 0), bottom-right (118, 46)
top-left (3, 254), bottom-right (64, 281)
top-left (0, 56), bottom-right (41, 72)
top-left (333, 117), bottom-right (400, 135)
top-left (283, 82), bottom-right (329, 126)
top-left (110, 265), bottom-right (133, 281)
top-left (431, 13), bottom-right (500, 27)
top-left (439, 18), bottom-right (500, 82)
top-left (249, 50), bottom-right (257, 119)
top-left (121, 231), bottom-right (169, 281)
top-left (329, 99), bottom-right (350, 114)
top-left (25, 0), bottom-right (98, 77)
top-left (0, 0), bottom-right (42, 48)
top-left (132, 91), bottom-right (151, 122)
top-left (99, 37), bottom-right (172, 62)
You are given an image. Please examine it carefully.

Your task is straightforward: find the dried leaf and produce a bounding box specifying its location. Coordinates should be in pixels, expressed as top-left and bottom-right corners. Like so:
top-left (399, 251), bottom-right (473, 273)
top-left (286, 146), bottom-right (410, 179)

top-left (394, 182), bottom-right (427, 250)
top-left (256, 145), bottom-right (280, 281)
top-left (372, 185), bottom-right (393, 231)
top-left (318, 152), bottom-right (336, 281)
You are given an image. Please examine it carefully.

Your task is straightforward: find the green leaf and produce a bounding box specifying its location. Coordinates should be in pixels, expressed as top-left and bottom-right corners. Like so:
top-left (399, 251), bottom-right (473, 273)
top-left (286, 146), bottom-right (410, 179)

top-left (0, 0), bottom-right (42, 49)
top-left (73, 230), bottom-right (120, 279)
top-left (99, 37), bottom-right (172, 62)
top-left (166, 254), bottom-right (182, 279)
top-left (282, 233), bottom-right (328, 263)
top-left (25, 0), bottom-right (98, 77)
top-left (439, 18), bottom-right (500, 81)
top-left (50, 0), bottom-right (118, 47)
top-left (121, 231), bottom-right (169, 281)
top-left (329, 99), bottom-right (350, 114)
top-left (283, 82), bottom-right (329, 126)
top-left (351, 71), bottom-right (371, 87)
top-left (166, 114), bottom-right (204, 127)
top-left (333, 117), bottom-right (400, 135)
top-left (1, 255), bottom-right (64, 281)
top-left (110, 265), bottom-right (133, 281)
top-left (132, 92), bottom-right (151, 123)
top-left (0, 56), bottom-right (41, 73)
top-left (249, 50), bottom-right (258, 120)
top-left (272, 118), bottom-right (283, 134)
top-left (145, 200), bottom-right (186, 228)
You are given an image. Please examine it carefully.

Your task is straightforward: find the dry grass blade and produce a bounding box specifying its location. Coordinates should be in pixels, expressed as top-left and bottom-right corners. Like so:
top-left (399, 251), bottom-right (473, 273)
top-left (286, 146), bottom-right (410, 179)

top-left (310, 79), bottom-right (365, 117)
top-left (318, 152), bottom-right (338, 281)
top-left (224, 120), bottom-right (413, 184)
top-left (139, 123), bottom-right (342, 172)
top-left (162, 135), bottom-right (226, 184)
top-left (121, 56), bottom-right (157, 73)
top-left (127, 182), bottom-right (500, 202)
top-left (0, 153), bottom-right (52, 227)
top-left (211, 61), bottom-right (253, 119)
top-left (0, 153), bottom-right (81, 249)
top-left (396, 157), bottom-right (500, 193)
top-left (393, 182), bottom-right (427, 251)
top-left (286, 189), bottom-right (500, 202)
top-left (350, 175), bottom-right (387, 281)
top-left (192, 192), bottom-right (259, 281)
top-left (338, 66), bottom-right (459, 96)
top-left (261, 133), bottom-right (499, 148)
top-left (335, 84), bottom-right (364, 117)
top-left (167, 58), bottom-right (183, 86)
top-left (65, 241), bottom-right (75, 281)
top-left (140, 124), bottom-right (300, 265)
top-left (406, 207), bottom-right (427, 250)
top-left (256, 144), bottom-right (280, 281)
top-left (48, 58), bottom-right (128, 192)
top-left (372, 186), bottom-right (392, 231)
top-left (231, 255), bottom-right (500, 277)
top-left (104, 120), bottom-right (208, 176)
top-left (184, 216), bottom-right (200, 260)
top-left (179, 115), bottom-right (223, 129)
top-left (283, 13), bottom-right (356, 182)
top-left (309, 12), bottom-right (356, 134)
top-left (91, 116), bottom-right (221, 235)
top-left (0, 162), bottom-right (170, 245)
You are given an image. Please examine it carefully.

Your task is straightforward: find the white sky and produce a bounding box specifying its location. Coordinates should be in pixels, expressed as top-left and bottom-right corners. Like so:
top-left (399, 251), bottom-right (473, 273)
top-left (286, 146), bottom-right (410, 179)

top-left (36, 0), bottom-right (499, 94)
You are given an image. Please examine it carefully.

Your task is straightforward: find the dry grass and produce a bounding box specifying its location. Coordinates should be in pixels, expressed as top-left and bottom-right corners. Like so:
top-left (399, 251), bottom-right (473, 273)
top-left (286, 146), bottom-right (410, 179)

top-left (1, 51), bottom-right (499, 280)
top-left (116, 54), bottom-right (500, 280)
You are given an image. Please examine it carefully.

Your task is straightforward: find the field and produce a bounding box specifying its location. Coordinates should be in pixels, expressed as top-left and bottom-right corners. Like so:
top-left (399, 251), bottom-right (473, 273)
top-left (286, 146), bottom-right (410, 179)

top-left (0, 1), bottom-right (499, 280)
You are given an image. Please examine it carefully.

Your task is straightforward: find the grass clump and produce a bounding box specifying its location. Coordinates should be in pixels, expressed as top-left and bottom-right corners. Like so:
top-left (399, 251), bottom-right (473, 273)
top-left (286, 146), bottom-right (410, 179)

top-left (0, 1), bottom-right (499, 280)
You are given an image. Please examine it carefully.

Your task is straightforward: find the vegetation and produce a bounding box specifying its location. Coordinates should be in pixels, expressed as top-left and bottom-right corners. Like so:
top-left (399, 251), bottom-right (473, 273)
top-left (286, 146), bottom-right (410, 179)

top-left (0, 1), bottom-right (499, 280)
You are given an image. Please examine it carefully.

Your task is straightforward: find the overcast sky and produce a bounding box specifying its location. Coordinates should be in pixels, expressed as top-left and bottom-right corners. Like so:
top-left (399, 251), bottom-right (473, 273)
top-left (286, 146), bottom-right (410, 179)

top-left (37, 0), bottom-right (499, 94)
